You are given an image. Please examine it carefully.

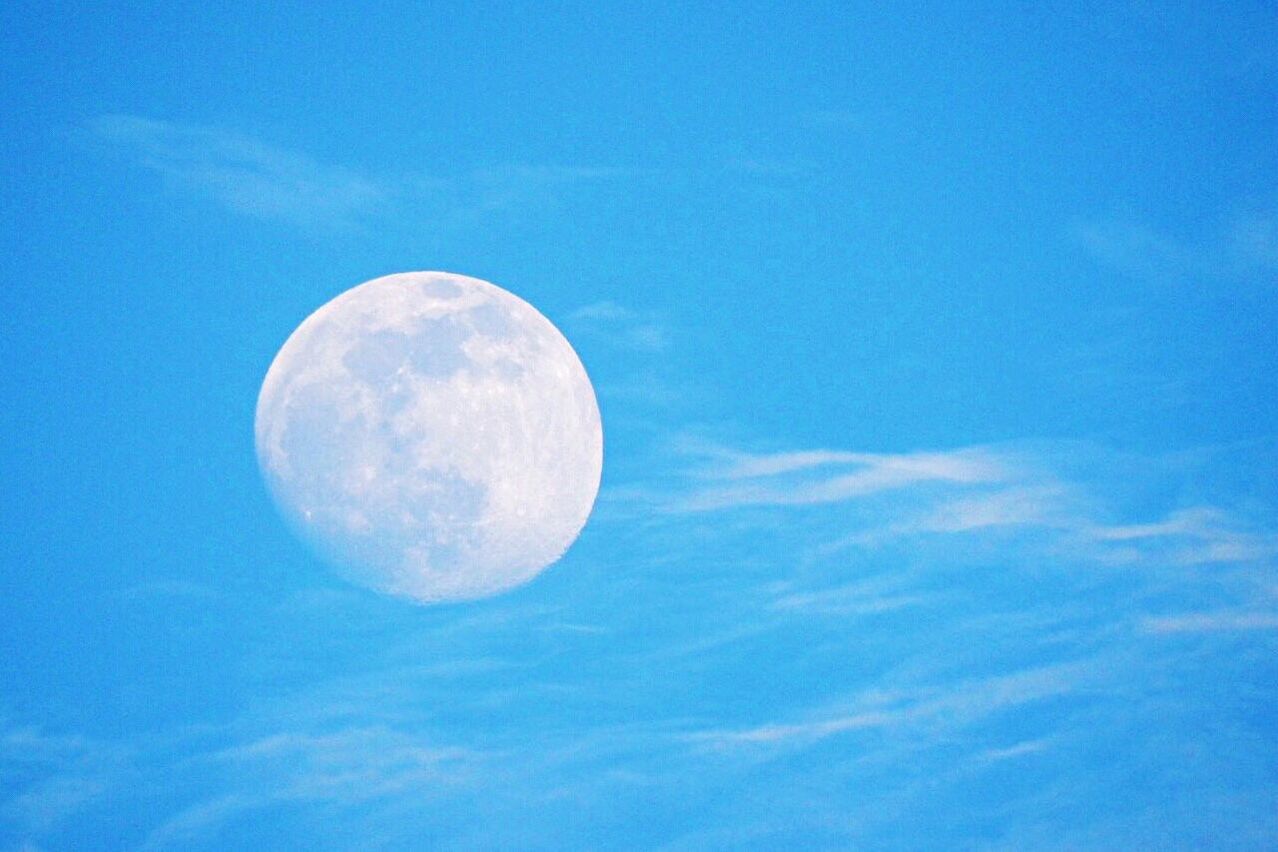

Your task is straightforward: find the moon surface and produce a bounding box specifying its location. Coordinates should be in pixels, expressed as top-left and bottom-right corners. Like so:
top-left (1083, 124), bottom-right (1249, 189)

top-left (254, 271), bottom-right (603, 603)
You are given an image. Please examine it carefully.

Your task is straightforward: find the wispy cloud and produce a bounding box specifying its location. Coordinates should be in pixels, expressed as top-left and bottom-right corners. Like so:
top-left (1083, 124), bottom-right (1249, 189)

top-left (563, 299), bottom-right (682, 420)
top-left (408, 163), bottom-right (641, 229)
top-left (1073, 210), bottom-right (1278, 281)
top-left (569, 302), bottom-right (638, 322)
top-left (723, 156), bottom-right (812, 178)
top-left (674, 443), bottom-right (1008, 511)
top-left (1073, 218), bottom-right (1194, 280)
top-left (769, 577), bottom-right (923, 617)
top-left (905, 485), bottom-right (1069, 534)
top-left (9, 356), bottom-right (1276, 848)
top-left (1141, 611), bottom-right (1278, 634)
top-left (1087, 507), bottom-right (1278, 565)
top-left (975, 737), bottom-right (1054, 763)
top-left (642, 436), bottom-right (1278, 576)
top-left (1228, 212), bottom-right (1278, 271)
top-left (8, 422), bottom-right (1277, 848)
top-left (142, 726), bottom-right (490, 850)
top-left (0, 724), bottom-right (130, 837)
top-left (89, 114), bottom-right (638, 232)
top-left (90, 115), bottom-right (387, 230)
top-left (806, 107), bottom-right (864, 124)
top-left (568, 300), bottom-right (669, 353)
top-left (117, 578), bottom-right (221, 603)
top-left (689, 664), bottom-right (1083, 749)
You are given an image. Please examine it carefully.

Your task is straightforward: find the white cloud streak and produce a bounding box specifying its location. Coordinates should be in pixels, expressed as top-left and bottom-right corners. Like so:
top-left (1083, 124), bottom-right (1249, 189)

top-left (141, 726), bottom-right (489, 850)
top-left (90, 114), bottom-right (637, 232)
top-left (690, 664), bottom-right (1082, 749)
top-left (647, 437), bottom-right (1278, 576)
top-left (895, 485), bottom-right (1069, 535)
top-left (1142, 612), bottom-right (1278, 634)
top-left (1074, 211), bottom-right (1278, 281)
top-left (975, 737), bottom-right (1054, 763)
top-left (568, 300), bottom-right (669, 353)
top-left (91, 115), bottom-right (386, 230)
top-left (1087, 507), bottom-right (1278, 565)
top-left (677, 445), bottom-right (1008, 511)
top-left (770, 583), bottom-right (923, 617)
top-left (0, 724), bottom-right (130, 836)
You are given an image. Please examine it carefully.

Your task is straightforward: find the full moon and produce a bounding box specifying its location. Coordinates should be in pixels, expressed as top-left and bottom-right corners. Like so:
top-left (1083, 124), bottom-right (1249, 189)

top-left (254, 271), bottom-right (603, 603)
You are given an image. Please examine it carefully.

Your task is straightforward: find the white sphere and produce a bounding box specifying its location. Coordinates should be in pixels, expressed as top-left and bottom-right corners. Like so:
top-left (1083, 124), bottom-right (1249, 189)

top-left (254, 272), bottom-right (603, 603)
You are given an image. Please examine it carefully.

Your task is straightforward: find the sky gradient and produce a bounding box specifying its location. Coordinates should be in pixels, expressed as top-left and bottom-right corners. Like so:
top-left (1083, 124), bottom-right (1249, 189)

top-left (3, 2), bottom-right (1278, 849)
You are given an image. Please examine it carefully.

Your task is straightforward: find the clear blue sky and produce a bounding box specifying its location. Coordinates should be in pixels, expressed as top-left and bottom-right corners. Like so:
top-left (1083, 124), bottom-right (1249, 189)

top-left (3, 2), bottom-right (1277, 849)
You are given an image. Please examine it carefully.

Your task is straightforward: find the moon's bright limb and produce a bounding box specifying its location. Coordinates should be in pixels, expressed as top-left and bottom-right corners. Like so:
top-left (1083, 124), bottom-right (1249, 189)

top-left (254, 271), bottom-right (603, 603)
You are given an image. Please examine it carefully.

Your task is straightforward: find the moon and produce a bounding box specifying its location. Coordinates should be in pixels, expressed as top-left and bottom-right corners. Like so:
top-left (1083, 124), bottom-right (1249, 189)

top-left (254, 271), bottom-right (603, 603)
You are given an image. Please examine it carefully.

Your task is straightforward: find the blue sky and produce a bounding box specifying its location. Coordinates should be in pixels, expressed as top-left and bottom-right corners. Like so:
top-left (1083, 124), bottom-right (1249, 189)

top-left (3, 2), bottom-right (1278, 849)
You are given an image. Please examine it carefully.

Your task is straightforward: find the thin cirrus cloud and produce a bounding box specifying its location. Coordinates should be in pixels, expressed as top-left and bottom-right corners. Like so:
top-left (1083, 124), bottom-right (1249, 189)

top-left (1141, 611), bottom-right (1278, 633)
top-left (140, 728), bottom-right (483, 851)
top-left (89, 114), bottom-right (636, 232)
top-left (7, 435), bottom-right (1276, 845)
top-left (658, 436), bottom-right (1277, 574)
top-left (1072, 218), bottom-right (1194, 281)
top-left (904, 485), bottom-right (1068, 534)
top-left (1087, 506), bottom-right (1278, 566)
top-left (0, 723), bottom-right (130, 835)
top-left (1072, 212), bottom-right (1278, 281)
top-left (568, 301), bottom-right (669, 353)
top-left (672, 442), bottom-right (1010, 511)
top-left (648, 435), bottom-right (1278, 659)
top-left (768, 578), bottom-right (923, 616)
top-left (89, 115), bottom-right (387, 230)
top-left (689, 663), bottom-right (1082, 749)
